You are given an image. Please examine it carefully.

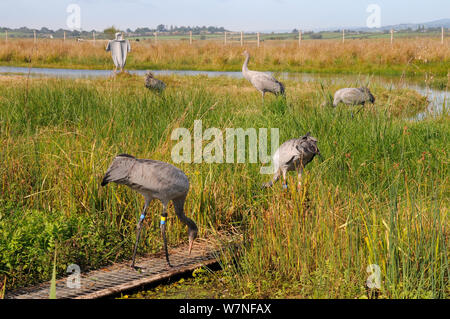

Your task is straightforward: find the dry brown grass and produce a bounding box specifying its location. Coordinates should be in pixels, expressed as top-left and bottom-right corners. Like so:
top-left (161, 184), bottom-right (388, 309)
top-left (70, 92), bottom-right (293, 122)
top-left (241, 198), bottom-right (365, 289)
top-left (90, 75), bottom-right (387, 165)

top-left (0, 38), bottom-right (448, 77)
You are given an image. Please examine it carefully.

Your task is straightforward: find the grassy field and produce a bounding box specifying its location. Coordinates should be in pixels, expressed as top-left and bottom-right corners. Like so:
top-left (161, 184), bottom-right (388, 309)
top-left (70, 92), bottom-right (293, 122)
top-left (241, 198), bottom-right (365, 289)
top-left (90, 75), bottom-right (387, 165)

top-left (1, 29), bottom-right (445, 41)
top-left (0, 73), bottom-right (448, 298)
top-left (126, 31), bottom-right (441, 42)
top-left (0, 38), bottom-right (448, 86)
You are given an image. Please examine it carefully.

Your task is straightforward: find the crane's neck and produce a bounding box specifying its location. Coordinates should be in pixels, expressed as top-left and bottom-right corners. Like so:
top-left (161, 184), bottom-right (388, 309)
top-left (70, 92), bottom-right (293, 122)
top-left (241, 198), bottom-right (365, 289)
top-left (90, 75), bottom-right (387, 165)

top-left (242, 55), bottom-right (250, 75)
top-left (174, 202), bottom-right (198, 234)
top-left (180, 212), bottom-right (197, 231)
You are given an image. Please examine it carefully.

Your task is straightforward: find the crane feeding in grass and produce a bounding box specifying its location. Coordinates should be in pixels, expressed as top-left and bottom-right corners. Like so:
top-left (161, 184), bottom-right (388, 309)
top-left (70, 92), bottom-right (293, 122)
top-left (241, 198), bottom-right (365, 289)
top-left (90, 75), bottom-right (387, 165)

top-left (262, 132), bottom-right (320, 189)
top-left (101, 154), bottom-right (198, 269)
top-left (333, 87), bottom-right (375, 115)
top-left (145, 71), bottom-right (166, 93)
top-left (242, 50), bottom-right (285, 103)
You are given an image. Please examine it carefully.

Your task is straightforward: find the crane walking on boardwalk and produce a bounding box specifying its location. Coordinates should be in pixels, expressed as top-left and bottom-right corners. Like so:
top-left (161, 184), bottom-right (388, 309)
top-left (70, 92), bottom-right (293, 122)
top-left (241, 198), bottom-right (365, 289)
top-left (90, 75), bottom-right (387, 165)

top-left (101, 154), bottom-right (198, 268)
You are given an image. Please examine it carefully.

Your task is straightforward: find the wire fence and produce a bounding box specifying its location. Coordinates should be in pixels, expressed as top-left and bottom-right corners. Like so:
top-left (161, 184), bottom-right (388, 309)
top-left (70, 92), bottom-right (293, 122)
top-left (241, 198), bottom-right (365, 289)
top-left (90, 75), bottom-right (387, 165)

top-left (1, 28), bottom-right (448, 46)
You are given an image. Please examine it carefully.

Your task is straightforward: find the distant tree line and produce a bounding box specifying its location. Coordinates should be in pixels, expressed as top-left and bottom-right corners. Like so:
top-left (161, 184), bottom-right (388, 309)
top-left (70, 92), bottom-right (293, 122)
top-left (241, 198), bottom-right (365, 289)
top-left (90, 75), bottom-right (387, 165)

top-left (0, 26), bottom-right (99, 38)
top-left (0, 24), bottom-right (445, 40)
top-left (0, 25), bottom-right (228, 39)
top-left (133, 25), bottom-right (227, 34)
top-left (290, 27), bottom-right (446, 38)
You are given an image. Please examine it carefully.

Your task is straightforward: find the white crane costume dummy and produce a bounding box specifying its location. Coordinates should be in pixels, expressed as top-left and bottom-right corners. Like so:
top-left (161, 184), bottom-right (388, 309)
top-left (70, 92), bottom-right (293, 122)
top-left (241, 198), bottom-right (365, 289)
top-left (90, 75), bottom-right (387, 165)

top-left (106, 32), bottom-right (131, 73)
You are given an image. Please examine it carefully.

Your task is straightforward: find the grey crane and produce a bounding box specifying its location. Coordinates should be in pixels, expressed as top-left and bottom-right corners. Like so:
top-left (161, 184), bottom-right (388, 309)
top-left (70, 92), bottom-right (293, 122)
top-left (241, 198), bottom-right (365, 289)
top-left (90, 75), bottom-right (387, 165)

top-left (262, 133), bottom-right (320, 189)
top-left (242, 50), bottom-right (285, 103)
top-left (101, 154), bottom-right (197, 268)
top-left (145, 71), bottom-right (166, 93)
top-left (333, 87), bottom-right (375, 115)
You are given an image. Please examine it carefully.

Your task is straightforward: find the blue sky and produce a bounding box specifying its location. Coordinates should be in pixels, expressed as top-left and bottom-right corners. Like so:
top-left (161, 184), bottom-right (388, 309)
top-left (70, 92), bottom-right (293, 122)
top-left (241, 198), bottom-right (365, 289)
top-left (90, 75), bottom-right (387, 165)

top-left (0, 0), bottom-right (448, 31)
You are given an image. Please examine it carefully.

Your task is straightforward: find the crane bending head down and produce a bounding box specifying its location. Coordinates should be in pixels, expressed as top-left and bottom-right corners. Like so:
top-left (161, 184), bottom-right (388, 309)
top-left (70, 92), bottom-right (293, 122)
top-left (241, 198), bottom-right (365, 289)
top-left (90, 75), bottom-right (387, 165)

top-left (262, 132), bottom-right (320, 189)
top-left (101, 154), bottom-right (197, 268)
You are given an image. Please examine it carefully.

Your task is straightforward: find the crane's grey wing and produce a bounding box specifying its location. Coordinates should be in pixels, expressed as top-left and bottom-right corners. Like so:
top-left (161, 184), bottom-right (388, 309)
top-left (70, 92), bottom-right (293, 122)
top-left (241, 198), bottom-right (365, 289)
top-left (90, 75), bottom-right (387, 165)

top-left (106, 40), bottom-right (112, 52)
top-left (128, 160), bottom-right (189, 199)
top-left (101, 154), bottom-right (136, 186)
top-left (159, 79), bottom-right (166, 90)
top-left (274, 139), bottom-right (301, 167)
top-left (250, 72), bottom-right (283, 93)
top-left (336, 88), bottom-right (365, 105)
top-left (343, 89), bottom-right (363, 104)
top-left (284, 155), bottom-right (297, 166)
top-left (250, 72), bottom-right (275, 83)
top-left (277, 79), bottom-right (285, 95)
top-left (295, 139), bottom-right (319, 165)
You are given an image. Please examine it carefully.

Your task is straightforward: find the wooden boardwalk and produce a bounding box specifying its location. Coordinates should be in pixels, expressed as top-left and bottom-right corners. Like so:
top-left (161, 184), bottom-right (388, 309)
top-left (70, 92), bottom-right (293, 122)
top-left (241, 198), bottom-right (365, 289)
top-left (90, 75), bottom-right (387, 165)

top-left (6, 236), bottom-right (237, 299)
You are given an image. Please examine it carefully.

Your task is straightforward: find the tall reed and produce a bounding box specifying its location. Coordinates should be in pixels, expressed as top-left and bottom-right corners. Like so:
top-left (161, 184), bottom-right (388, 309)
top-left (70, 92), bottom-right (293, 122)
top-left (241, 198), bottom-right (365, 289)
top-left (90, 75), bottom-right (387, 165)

top-left (0, 38), bottom-right (448, 78)
top-left (0, 74), bottom-right (447, 298)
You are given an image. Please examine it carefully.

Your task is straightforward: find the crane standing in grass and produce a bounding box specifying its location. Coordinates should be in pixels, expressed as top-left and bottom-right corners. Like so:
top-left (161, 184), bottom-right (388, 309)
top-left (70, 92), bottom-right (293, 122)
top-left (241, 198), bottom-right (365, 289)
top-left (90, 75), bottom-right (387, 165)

top-left (101, 154), bottom-right (198, 269)
top-left (333, 87), bottom-right (375, 115)
top-left (262, 133), bottom-right (320, 189)
top-left (242, 50), bottom-right (285, 103)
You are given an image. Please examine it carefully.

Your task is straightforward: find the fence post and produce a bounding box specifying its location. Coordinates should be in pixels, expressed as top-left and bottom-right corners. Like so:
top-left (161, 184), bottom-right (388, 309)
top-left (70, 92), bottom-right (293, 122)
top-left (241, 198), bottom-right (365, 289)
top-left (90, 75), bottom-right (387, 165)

top-left (64, 31), bottom-right (66, 42)
top-left (93, 31), bottom-right (96, 45)
top-left (189, 31), bottom-right (192, 45)
top-left (257, 32), bottom-right (260, 47)
top-left (154, 31), bottom-right (158, 44)
top-left (342, 29), bottom-right (345, 43)
top-left (390, 29), bottom-right (393, 45)
top-left (5, 30), bottom-right (7, 42)
top-left (240, 31), bottom-right (243, 46)
top-left (34, 30), bottom-right (36, 43)
top-left (224, 31), bottom-right (227, 45)
top-left (442, 27), bottom-right (445, 45)
top-left (298, 30), bottom-right (302, 47)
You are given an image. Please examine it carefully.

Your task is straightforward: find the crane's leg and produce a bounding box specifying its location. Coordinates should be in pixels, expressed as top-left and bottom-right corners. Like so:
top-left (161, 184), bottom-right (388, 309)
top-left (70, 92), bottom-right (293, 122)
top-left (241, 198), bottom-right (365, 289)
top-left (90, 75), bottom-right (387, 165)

top-left (354, 104), bottom-right (365, 116)
top-left (160, 203), bottom-right (172, 267)
top-left (131, 201), bottom-right (149, 268)
top-left (281, 169), bottom-right (288, 189)
top-left (262, 170), bottom-right (280, 189)
top-left (261, 92), bottom-right (265, 105)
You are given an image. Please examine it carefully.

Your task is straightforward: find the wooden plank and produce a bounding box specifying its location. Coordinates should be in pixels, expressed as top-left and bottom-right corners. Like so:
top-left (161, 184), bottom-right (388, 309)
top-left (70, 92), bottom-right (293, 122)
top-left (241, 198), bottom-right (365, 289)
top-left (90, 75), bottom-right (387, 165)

top-left (6, 240), bottom-right (227, 299)
top-left (76, 258), bottom-right (217, 299)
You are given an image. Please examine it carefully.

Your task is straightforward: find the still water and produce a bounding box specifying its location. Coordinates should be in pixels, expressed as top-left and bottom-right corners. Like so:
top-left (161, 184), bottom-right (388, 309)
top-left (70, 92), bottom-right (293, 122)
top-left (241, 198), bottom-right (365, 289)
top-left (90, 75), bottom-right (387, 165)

top-left (0, 66), bottom-right (447, 119)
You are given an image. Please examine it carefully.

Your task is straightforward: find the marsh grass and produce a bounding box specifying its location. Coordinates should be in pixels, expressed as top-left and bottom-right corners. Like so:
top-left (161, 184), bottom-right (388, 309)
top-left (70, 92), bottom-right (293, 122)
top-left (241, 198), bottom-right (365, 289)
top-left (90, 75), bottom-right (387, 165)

top-left (0, 38), bottom-right (448, 80)
top-left (0, 74), bottom-right (447, 298)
